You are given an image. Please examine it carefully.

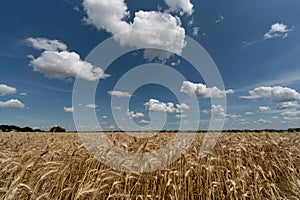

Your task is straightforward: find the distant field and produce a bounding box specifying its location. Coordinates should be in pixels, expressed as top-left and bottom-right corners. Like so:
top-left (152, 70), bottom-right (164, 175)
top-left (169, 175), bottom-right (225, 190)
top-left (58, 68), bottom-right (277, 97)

top-left (0, 132), bottom-right (299, 199)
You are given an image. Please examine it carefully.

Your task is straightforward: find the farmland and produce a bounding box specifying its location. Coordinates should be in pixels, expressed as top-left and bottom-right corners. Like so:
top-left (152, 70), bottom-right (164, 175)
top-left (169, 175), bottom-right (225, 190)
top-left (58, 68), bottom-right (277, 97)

top-left (0, 131), bottom-right (299, 199)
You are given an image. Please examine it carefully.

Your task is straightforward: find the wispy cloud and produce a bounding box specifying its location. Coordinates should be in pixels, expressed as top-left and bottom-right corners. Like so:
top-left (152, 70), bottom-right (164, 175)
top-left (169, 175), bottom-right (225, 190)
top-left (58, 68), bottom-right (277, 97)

top-left (237, 69), bottom-right (300, 92)
top-left (241, 40), bottom-right (258, 49)
top-left (86, 104), bottom-right (97, 109)
top-left (241, 22), bottom-right (295, 49)
top-left (215, 15), bottom-right (224, 24)
top-left (108, 90), bottom-right (131, 98)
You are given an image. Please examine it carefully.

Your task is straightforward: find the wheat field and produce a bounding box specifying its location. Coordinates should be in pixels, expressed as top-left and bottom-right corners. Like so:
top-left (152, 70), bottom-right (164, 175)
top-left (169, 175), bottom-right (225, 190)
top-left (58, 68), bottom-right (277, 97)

top-left (0, 131), bottom-right (299, 200)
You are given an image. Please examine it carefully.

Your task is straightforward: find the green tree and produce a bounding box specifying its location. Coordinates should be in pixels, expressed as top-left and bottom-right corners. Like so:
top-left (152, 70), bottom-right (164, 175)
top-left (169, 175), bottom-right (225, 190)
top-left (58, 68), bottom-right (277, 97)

top-left (50, 126), bottom-right (66, 132)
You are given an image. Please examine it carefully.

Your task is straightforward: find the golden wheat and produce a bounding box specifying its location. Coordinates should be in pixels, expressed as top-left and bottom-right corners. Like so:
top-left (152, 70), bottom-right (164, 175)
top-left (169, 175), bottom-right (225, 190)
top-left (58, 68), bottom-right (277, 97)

top-left (0, 131), bottom-right (299, 199)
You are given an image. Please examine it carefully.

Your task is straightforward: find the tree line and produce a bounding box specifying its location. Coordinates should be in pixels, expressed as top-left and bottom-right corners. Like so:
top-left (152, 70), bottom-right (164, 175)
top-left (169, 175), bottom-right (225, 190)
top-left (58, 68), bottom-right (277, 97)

top-left (0, 125), bottom-right (66, 132)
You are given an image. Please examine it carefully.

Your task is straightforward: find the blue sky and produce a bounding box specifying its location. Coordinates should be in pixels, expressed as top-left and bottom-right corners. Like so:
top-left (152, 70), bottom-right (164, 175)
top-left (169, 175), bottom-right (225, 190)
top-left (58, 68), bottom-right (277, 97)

top-left (1, 0), bottom-right (300, 131)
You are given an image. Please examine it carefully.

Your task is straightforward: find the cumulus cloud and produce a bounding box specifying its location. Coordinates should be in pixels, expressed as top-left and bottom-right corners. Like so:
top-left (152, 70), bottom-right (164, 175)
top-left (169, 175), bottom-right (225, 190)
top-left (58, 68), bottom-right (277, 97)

top-left (258, 106), bottom-right (271, 112)
top-left (64, 107), bottom-right (74, 113)
top-left (280, 110), bottom-right (300, 117)
top-left (29, 50), bottom-right (109, 81)
top-left (245, 112), bottom-right (253, 115)
top-left (226, 114), bottom-right (240, 120)
top-left (127, 110), bottom-right (145, 119)
top-left (86, 104), bottom-right (97, 109)
top-left (264, 23), bottom-right (295, 40)
top-left (164, 0), bottom-right (194, 15)
top-left (108, 90), bottom-right (131, 98)
top-left (144, 99), bottom-right (175, 113)
top-left (176, 103), bottom-right (190, 111)
top-left (277, 101), bottom-right (299, 110)
top-left (180, 81), bottom-right (234, 98)
top-left (0, 84), bottom-right (17, 96)
top-left (240, 86), bottom-right (300, 103)
top-left (211, 105), bottom-right (226, 117)
top-left (26, 37), bottom-right (67, 51)
top-left (27, 37), bottom-right (109, 81)
top-left (0, 99), bottom-right (25, 109)
top-left (202, 109), bottom-right (209, 114)
top-left (82, 0), bottom-right (186, 60)
top-left (143, 99), bottom-right (190, 113)
top-left (255, 119), bottom-right (271, 124)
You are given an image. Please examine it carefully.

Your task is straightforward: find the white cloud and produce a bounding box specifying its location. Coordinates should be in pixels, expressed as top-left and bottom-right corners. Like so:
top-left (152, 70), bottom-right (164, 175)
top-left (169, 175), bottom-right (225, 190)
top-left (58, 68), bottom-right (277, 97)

top-left (143, 99), bottom-right (190, 113)
top-left (255, 119), bottom-right (271, 124)
top-left (82, 0), bottom-right (186, 61)
top-left (26, 37), bottom-right (67, 51)
top-left (187, 19), bottom-right (193, 26)
top-left (126, 11), bottom-right (186, 60)
top-left (180, 81), bottom-right (234, 98)
top-left (27, 37), bottom-right (109, 82)
top-left (164, 0), bottom-right (194, 15)
top-left (0, 84), bottom-right (17, 96)
top-left (175, 114), bottom-right (187, 119)
top-left (211, 105), bottom-right (226, 117)
top-left (280, 110), bottom-right (300, 117)
top-left (113, 106), bottom-right (122, 111)
top-left (245, 112), bottom-right (253, 115)
top-left (64, 107), bottom-right (74, 113)
top-left (240, 86), bottom-right (300, 103)
top-left (258, 106), bottom-right (271, 112)
top-left (29, 50), bottom-right (109, 81)
top-left (282, 116), bottom-right (300, 122)
top-left (192, 27), bottom-right (200, 36)
top-left (176, 103), bottom-right (190, 111)
top-left (241, 40), bottom-right (258, 49)
top-left (277, 101), bottom-right (299, 110)
top-left (108, 90), bottom-right (131, 98)
top-left (215, 15), bottom-right (224, 24)
top-left (264, 23), bottom-right (295, 40)
top-left (127, 110), bottom-right (144, 119)
top-left (19, 92), bottom-right (28, 96)
top-left (202, 109), bottom-right (209, 114)
top-left (102, 115), bottom-right (108, 119)
top-left (210, 105), bottom-right (237, 119)
top-left (140, 119), bottom-right (150, 124)
top-left (83, 0), bottom-right (129, 33)
top-left (86, 104), bottom-right (97, 109)
top-left (108, 125), bottom-right (115, 130)
top-left (239, 119), bottom-right (249, 125)
top-left (226, 114), bottom-right (240, 120)
top-left (170, 59), bottom-right (180, 66)
top-left (144, 99), bottom-right (174, 112)
top-left (0, 99), bottom-right (25, 109)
